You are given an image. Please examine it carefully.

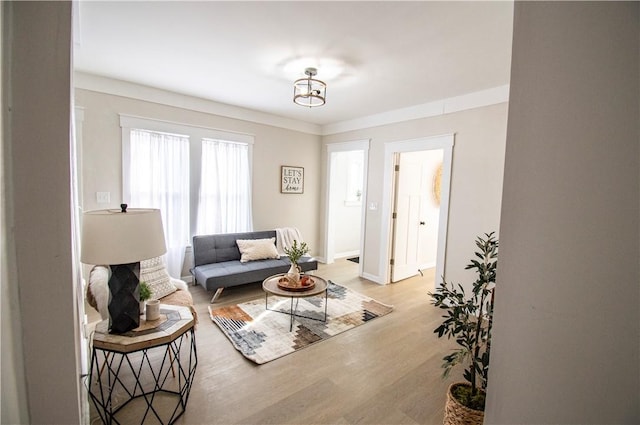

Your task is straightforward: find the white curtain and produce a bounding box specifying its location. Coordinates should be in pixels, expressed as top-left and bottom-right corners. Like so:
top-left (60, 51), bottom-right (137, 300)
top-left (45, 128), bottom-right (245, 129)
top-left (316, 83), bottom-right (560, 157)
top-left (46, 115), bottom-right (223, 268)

top-left (196, 139), bottom-right (253, 235)
top-left (128, 129), bottom-right (190, 278)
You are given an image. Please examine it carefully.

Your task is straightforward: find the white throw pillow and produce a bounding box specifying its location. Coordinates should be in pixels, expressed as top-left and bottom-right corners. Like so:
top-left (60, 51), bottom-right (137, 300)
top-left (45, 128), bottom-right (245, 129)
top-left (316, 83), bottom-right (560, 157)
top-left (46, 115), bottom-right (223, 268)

top-left (236, 238), bottom-right (279, 263)
top-left (140, 256), bottom-right (177, 299)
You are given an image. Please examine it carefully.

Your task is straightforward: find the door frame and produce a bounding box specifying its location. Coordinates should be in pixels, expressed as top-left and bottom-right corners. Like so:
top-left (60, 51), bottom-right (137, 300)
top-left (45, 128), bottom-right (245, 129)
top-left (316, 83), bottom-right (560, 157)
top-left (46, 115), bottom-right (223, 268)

top-left (380, 134), bottom-right (454, 284)
top-left (323, 139), bottom-right (370, 273)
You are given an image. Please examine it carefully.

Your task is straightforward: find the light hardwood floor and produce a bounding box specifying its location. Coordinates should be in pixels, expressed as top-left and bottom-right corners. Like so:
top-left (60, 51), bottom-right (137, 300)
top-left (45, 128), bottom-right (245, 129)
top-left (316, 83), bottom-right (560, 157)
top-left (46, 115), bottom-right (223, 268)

top-left (88, 259), bottom-right (460, 424)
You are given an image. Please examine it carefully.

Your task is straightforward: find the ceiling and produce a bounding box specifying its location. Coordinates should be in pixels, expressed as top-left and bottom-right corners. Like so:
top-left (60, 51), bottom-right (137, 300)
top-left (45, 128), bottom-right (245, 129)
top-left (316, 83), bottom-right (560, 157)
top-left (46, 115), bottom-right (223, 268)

top-left (74, 1), bottom-right (514, 128)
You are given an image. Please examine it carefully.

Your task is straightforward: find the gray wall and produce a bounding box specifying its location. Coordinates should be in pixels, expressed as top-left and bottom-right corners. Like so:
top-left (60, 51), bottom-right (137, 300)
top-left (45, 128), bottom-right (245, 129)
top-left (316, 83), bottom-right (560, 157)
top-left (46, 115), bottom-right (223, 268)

top-left (486, 2), bottom-right (639, 423)
top-left (1, 1), bottom-right (82, 423)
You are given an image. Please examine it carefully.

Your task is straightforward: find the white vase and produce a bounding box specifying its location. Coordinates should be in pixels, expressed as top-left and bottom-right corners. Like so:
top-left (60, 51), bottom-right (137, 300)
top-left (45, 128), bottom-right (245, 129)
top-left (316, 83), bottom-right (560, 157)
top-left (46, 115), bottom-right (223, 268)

top-left (139, 300), bottom-right (145, 315)
top-left (287, 262), bottom-right (300, 283)
top-left (146, 299), bottom-right (160, 321)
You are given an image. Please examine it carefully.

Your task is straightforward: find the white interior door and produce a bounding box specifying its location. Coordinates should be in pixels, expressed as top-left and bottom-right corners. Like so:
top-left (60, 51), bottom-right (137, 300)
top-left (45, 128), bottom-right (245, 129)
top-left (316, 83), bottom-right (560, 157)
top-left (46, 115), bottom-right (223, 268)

top-left (391, 150), bottom-right (443, 282)
top-left (391, 152), bottom-right (424, 282)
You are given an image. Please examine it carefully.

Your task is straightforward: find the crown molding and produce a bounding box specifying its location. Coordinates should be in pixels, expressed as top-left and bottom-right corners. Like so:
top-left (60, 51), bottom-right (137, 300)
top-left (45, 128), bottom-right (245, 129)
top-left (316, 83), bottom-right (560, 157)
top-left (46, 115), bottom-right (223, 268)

top-left (74, 72), bottom-right (509, 137)
top-left (321, 85), bottom-right (510, 135)
top-left (73, 72), bottom-right (323, 135)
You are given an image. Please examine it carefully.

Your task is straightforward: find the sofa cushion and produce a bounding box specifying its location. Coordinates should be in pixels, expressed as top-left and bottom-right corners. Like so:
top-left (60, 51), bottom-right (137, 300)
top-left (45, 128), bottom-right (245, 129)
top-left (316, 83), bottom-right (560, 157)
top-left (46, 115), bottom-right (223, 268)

top-left (193, 230), bottom-right (276, 266)
top-left (193, 256), bottom-right (318, 291)
top-left (193, 258), bottom-right (288, 290)
top-left (236, 237), bottom-right (279, 263)
top-left (140, 257), bottom-right (176, 299)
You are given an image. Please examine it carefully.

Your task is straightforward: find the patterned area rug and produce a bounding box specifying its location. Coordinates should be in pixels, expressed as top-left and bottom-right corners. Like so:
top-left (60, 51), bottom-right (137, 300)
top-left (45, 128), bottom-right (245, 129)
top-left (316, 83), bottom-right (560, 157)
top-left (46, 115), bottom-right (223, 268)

top-left (208, 281), bottom-right (393, 364)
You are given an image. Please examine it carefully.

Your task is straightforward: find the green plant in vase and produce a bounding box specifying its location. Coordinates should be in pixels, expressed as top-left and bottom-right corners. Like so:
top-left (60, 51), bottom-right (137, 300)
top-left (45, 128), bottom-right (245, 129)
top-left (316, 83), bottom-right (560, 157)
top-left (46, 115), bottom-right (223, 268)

top-left (429, 232), bottom-right (498, 424)
top-left (140, 281), bottom-right (152, 302)
top-left (284, 240), bottom-right (309, 282)
top-left (139, 281), bottom-right (152, 315)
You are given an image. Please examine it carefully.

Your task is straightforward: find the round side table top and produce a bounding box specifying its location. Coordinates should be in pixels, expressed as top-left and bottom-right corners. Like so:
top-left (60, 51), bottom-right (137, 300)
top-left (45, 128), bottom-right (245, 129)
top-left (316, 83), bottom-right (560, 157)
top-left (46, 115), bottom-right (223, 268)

top-left (262, 273), bottom-right (328, 298)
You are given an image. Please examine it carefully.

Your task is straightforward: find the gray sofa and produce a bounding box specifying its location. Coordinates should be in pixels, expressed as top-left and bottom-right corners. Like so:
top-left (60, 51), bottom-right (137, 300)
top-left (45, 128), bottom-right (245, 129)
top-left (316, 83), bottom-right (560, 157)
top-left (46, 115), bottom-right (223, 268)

top-left (192, 230), bottom-right (317, 302)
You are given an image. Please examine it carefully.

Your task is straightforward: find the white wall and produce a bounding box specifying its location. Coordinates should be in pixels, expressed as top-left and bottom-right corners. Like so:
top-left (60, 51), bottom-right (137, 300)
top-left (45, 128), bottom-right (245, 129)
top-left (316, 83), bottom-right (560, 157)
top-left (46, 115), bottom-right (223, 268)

top-left (75, 89), bottom-right (323, 265)
top-left (1, 2), bottom-right (81, 423)
top-left (323, 103), bottom-right (508, 287)
top-left (486, 2), bottom-right (639, 423)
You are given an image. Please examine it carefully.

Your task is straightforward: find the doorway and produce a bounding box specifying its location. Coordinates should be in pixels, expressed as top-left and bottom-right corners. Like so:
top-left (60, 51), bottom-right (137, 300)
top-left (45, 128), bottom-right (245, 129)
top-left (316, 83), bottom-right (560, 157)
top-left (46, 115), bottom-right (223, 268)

top-left (324, 140), bottom-right (369, 272)
top-left (380, 134), bottom-right (454, 285)
top-left (390, 149), bottom-right (444, 282)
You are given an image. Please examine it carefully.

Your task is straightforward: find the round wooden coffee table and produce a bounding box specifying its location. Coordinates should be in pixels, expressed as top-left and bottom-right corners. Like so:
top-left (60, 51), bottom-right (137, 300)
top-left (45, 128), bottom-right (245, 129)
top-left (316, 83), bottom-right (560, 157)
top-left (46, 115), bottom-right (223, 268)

top-left (262, 273), bottom-right (328, 331)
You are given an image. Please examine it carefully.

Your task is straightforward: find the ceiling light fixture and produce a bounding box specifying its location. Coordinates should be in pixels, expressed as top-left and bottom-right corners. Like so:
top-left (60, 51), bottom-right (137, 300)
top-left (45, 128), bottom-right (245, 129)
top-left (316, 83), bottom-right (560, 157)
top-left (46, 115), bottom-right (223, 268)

top-left (293, 67), bottom-right (326, 108)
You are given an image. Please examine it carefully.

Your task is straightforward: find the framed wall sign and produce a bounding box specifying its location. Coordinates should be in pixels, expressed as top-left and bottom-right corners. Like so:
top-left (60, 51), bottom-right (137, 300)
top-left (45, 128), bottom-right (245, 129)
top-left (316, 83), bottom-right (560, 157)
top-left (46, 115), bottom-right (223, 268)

top-left (281, 165), bottom-right (304, 194)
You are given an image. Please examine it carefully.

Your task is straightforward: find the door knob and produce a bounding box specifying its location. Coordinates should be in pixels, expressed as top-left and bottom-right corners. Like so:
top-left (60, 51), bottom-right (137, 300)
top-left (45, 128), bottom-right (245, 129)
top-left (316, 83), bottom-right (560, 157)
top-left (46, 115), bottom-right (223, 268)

top-left (419, 221), bottom-right (426, 225)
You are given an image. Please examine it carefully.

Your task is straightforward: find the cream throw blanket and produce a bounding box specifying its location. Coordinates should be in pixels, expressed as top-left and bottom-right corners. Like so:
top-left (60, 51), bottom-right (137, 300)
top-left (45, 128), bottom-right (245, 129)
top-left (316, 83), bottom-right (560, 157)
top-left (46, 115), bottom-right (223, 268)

top-left (275, 227), bottom-right (304, 255)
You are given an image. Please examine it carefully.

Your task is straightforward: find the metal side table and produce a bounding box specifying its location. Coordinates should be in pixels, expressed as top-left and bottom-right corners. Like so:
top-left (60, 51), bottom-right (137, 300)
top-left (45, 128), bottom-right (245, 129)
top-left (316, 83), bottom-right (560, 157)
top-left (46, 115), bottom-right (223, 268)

top-left (88, 305), bottom-right (197, 425)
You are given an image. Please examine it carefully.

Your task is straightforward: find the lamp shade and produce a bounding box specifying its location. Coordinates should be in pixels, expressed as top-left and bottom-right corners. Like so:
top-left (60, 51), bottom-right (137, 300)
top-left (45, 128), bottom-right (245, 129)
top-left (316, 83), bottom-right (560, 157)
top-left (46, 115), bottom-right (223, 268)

top-left (81, 208), bottom-right (167, 265)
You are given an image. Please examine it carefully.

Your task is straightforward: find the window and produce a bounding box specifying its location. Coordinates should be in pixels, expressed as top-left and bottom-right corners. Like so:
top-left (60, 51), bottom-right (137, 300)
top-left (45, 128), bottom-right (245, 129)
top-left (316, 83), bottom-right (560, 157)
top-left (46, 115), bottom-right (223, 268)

top-left (126, 129), bottom-right (190, 278)
top-left (121, 115), bottom-right (254, 278)
top-left (197, 139), bottom-right (252, 235)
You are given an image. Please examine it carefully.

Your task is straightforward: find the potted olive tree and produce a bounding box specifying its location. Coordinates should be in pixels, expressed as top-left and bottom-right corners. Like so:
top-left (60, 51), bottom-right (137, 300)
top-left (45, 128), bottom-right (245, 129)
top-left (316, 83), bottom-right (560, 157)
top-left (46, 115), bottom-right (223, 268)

top-left (429, 232), bottom-right (498, 425)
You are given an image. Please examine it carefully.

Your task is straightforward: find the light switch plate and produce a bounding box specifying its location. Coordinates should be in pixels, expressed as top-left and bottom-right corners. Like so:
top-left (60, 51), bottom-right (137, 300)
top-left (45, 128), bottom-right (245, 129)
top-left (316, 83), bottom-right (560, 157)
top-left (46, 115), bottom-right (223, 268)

top-left (96, 192), bottom-right (110, 204)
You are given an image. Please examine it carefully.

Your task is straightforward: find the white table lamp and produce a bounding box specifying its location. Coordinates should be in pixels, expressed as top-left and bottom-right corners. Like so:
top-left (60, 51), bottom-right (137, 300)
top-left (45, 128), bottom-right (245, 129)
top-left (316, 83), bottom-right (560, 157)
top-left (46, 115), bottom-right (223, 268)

top-left (81, 205), bottom-right (166, 333)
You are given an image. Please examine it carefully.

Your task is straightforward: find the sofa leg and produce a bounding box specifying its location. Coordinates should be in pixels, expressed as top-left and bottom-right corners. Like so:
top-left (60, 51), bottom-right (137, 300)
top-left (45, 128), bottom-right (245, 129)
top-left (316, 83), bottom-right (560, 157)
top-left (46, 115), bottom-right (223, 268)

top-left (210, 288), bottom-right (224, 303)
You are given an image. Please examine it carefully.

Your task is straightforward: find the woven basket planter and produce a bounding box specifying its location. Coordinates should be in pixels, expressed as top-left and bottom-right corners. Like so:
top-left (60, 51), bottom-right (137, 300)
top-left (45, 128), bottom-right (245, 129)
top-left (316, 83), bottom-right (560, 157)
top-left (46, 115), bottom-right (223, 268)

top-left (443, 383), bottom-right (485, 425)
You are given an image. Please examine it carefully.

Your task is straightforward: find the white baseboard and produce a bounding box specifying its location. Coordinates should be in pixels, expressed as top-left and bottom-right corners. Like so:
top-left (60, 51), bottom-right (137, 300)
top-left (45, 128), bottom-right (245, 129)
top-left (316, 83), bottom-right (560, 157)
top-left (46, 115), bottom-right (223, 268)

top-left (362, 272), bottom-right (386, 285)
top-left (335, 250), bottom-right (360, 259)
top-left (181, 275), bottom-right (194, 284)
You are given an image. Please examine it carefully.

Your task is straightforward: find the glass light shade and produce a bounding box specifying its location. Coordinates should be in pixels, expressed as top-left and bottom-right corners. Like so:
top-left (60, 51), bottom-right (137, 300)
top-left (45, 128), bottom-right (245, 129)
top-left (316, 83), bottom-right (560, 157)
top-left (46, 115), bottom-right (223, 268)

top-left (293, 70), bottom-right (326, 107)
top-left (81, 208), bottom-right (167, 265)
